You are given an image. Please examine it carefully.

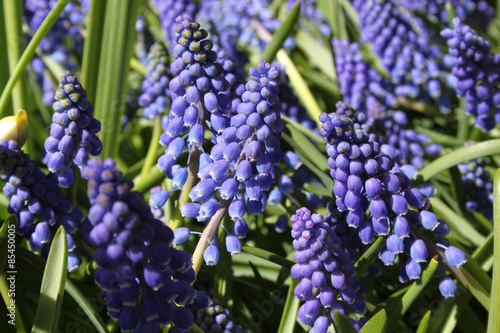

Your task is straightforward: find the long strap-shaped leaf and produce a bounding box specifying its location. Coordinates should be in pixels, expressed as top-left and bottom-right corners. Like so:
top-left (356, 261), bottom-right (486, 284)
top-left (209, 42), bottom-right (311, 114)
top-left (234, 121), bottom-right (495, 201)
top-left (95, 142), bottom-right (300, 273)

top-left (420, 139), bottom-right (500, 181)
top-left (487, 169), bottom-right (500, 332)
top-left (277, 278), bottom-right (299, 333)
top-left (261, 2), bottom-right (300, 63)
top-left (93, 0), bottom-right (140, 159)
top-left (0, 0), bottom-right (71, 118)
top-left (32, 226), bottom-right (68, 333)
top-left (18, 247), bottom-right (109, 333)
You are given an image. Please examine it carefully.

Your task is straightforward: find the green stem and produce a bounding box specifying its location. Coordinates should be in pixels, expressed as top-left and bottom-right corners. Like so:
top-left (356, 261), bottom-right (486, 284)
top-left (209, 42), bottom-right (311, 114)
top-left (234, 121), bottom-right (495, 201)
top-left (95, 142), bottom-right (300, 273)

top-left (250, 19), bottom-right (323, 128)
top-left (215, 215), bottom-right (232, 308)
top-left (487, 169), bottom-right (500, 333)
top-left (93, 0), bottom-right (140, 159)
top-left (420, 139), bottom-right (500, 181)
top-left (130, 57), bottom-right (148, 76)
top-left (140, 116), bottom-right (162, 180)
top-left (80, 0), bottom-right (107, 101)
top-left (0, 0), bottom-right (71, 118)
top-left (3, 0), bottom-right (28, 112)
top-left (241, 246), bottom-right (295, 269)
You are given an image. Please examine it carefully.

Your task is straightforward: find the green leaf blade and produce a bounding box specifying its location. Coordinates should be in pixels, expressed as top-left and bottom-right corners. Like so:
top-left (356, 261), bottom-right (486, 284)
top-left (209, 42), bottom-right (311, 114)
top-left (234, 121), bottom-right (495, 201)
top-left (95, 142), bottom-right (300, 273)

top-left (487, 169), bottom-right (500, 332)
top-left (261, 2), bottom-right (300, 63)
top-left (32, 226), bottom-right (68, 333)
top-left (359, 309), bottom-right (387, 333)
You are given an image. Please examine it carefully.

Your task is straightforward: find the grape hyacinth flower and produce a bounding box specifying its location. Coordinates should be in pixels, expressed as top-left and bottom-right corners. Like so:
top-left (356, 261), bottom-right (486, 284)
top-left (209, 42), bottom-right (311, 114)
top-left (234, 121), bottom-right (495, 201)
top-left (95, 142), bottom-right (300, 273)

top-left (197, 298), bottom-right (246, 332)
top-left (81, 158), bottom-right (207, 332)
top-left (333, 39), bottom-right (396, 115)
top-left (0, 138), bottom-right (84, 271)
top-left (156, 13), bottom-right (230, 176)
top-left (352, 0), bottom-right (451, 112)
top-left (42, 71), bottom-right (102, 187)
top-left (320, 102), bottom-right (467, 295)
top-left (291, 208), bottom-right (366, 331)
top-left (441, 17), bottom-right (500, 131)
top-left (138, 43), bottom-right (171, 119)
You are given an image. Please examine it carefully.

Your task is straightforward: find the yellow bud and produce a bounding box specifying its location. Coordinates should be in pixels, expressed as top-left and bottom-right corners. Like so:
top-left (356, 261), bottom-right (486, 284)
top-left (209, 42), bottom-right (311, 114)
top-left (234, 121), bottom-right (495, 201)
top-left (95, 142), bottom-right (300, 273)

top-left (0, 109), bottom-right (28, 148)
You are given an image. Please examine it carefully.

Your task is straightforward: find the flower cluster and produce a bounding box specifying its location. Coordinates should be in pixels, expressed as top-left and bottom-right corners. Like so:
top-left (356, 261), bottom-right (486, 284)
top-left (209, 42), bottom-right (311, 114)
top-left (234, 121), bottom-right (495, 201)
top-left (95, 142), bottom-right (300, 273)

top-left (291, 208), bottom-right (366, 331)
top-left (320, 102), bottom-right (465, 297)
top-left (138, 43), bottom-right (172, 119)
top-left (0, 138), bottom-right (83, 271)
top-left (156, 13), bottom-right (230, 175)
top-left (82, 158), bottom-right (207, 332)
top-left (333, 39), bottom-right (396, 115)
top-left (196, 298), bottom-right (246, 332)
top-left (441, 17), bottom-right (500, 131)
top-left (42, 71), bottom-right (102, 187)
top-left (182, 60), bottom-right (285, 261)
top-left (352, 0), bottom-right (451, 112)
top-left (457, 142), bottom-right (493, 219)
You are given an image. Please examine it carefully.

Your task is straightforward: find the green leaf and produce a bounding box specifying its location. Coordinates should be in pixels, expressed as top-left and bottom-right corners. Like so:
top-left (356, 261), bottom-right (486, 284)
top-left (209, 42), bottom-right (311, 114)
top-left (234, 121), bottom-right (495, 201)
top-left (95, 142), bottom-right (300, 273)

top-left (93, 0), bottom-right (140, 159)
top-left (0, 0), bottom-right (71, 117)
top-left (242, 246), bottom-right (295, 269)
top-left (359, 309), bottom-right (387, 333)
top-left (430, 197), bottom-right (485, 247)
top-left (261, 2), bottom-right (300, 63)
top-left (80, 0), bottom-right (108, 101)
top-left (295, 30), bottom-right (337, 81)
top-left (18, 247), bottom-right (109, 333)
top-left (283, 123), bottom-right (329, 172)
top-left (487, 169), bottom-right (500, 333)
top-left (277, 49), bottom-right (324, 128)
top-left (32, 226), bottom-right (68, 333)
top-left (334, 311), bottom-right (358, 333)
top-left (277, 278), bottom-right (299, 333)
top-left (417, 311), bottom-right (431, 333)
top-left (420, 139), bottom-right (500, 181)
top-left (3, 0), bottom-right (28, 112)
top-left (355, 236), bottom-right (385, 278)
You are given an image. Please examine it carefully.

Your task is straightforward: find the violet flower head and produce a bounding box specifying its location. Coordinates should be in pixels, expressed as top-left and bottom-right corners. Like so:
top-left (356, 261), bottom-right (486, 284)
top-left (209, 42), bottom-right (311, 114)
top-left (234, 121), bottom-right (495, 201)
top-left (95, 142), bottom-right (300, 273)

top-left (441, 17), bottom-right (500, 131)
top-left (42, 71), bottom-right (102, 187)
top-left (0, 139), bottom-right (83, 271)
top-left (320, 101), bottom-right (466, 297)
top-left (139, 43), bottom-right (171, 119)
top-left (81, 158), bottom-right (207, 332)
top-left (291, 208), bottom-right (366, 330)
